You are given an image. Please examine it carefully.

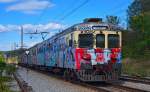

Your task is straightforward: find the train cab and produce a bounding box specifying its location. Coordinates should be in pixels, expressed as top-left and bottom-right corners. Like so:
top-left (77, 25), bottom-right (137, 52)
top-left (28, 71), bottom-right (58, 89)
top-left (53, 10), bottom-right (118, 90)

top-left (73, 18), bottom-right (122, 81)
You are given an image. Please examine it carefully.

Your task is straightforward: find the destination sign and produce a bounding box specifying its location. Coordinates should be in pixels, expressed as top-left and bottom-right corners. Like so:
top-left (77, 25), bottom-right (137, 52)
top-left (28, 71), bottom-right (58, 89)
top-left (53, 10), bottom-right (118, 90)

top-left (78, 24), bottom-right (108, 31)
top-left (92, 26), bottom-right (108, 30)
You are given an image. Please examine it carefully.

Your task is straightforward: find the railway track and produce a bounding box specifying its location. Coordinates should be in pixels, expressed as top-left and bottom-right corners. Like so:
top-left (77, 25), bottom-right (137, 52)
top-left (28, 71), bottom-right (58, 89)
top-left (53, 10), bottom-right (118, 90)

top-left (120, 75), bottom-right (150, 85)
top-left (107, 82), bottom-right (149, 92)
top-left (86, 80), bottom-right (149, 92)
top-left (18, 66), bottom-right (150, 92)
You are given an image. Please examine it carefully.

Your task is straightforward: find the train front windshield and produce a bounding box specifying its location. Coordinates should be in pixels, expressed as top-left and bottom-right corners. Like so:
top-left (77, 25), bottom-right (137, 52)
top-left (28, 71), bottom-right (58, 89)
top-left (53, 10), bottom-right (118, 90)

top-left (78, 34), bottom-right (94, 48)
top-left (108, 34), bottom-right (120, 48)
top-left (96, 34), bottom-right (105, 48)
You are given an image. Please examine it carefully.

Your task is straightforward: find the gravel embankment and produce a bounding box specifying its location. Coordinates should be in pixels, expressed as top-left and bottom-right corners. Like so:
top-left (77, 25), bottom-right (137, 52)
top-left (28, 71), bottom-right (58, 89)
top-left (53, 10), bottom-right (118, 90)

top-left (5, 79), bottom-right (21, 92)
top-left (17, 67), bottom-right (98, 92)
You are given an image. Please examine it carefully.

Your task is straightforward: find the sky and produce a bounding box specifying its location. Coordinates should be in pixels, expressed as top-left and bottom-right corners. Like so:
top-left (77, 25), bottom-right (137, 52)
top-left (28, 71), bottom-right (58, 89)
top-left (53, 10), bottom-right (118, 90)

top-left (0, 0), bottom-right (133, 51)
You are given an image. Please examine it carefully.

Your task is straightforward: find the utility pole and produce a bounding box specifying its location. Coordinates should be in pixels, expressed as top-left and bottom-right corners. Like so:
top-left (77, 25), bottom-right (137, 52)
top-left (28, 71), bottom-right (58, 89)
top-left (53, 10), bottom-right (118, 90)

top-left (14, 42), bottom-right (17, 50)
top-left (11, 43), bottom-right (13, 51)
top-left (21, 26), bottom-right (24, 49)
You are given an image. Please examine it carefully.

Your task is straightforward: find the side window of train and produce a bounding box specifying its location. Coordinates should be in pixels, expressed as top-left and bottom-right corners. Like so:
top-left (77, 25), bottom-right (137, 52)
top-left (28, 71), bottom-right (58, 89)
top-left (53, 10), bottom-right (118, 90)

top-left (69, 33), bottom-right (74, 47)
top-left (69, 39), bottom-right (73, 47)
top-left (74, 40), bottom-right (77, 47)
top-left (37, 47), bottom-right (40, 53)
top-left (48, 43), bottom-right (51, 49)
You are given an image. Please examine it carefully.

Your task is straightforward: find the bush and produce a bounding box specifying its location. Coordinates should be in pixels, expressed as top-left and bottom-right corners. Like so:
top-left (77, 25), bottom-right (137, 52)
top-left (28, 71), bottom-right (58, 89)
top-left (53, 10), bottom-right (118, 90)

top-left (0, 83), bottom-right (10, 92)
top-left (0, 76), bottom-right (12, 82)
top-left (5, 65), bottom-right (16, 75)
top-left (0, 62), bottom-right (6, 76)
top-left (0, 76), bottom-right (12, 92)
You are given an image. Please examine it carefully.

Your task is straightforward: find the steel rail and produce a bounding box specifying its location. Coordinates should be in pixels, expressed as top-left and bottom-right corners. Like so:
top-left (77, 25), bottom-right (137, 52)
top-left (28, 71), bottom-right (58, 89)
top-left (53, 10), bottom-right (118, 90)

top-left (109, 83), bottom-right (149, 92)
top-left (120, 75), bottom-right (150, 85)
top-left (18, 66), bottom-right (149, 92)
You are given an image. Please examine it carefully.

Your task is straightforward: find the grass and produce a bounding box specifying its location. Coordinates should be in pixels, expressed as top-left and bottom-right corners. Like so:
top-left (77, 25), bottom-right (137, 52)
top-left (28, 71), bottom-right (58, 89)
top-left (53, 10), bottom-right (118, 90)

top-left (0, 77), bottom-right (13, 82)
top-left (0, 61), bottom-right (18, 92)
top-left (0, 83), bottom-right (10, 92)
top-left (122, 58), bottom-right (150, 77)
top-left (0, 76), bottom-right (14, 92)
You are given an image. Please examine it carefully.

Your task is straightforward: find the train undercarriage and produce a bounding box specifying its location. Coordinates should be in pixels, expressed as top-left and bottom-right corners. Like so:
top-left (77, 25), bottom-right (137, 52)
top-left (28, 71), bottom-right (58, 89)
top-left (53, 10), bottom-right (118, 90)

top-left (19, 63), bottom-right (121, 82)
top-left (75, 63), bottom-right (122, 82)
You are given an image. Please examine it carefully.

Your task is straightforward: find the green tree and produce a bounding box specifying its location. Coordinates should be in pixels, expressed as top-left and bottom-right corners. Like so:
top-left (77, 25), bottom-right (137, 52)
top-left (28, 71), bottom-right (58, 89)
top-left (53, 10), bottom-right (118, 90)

top-left (0, 52), bottom-right (4, 62)
top-left (127, 0), bottom-right (142, 31)
top-left (141, 0), bottom-right (150, 12)
top-left (124, 0), bottom-right (150, 59)
top-left (106, 16), bottom-right (120, 25)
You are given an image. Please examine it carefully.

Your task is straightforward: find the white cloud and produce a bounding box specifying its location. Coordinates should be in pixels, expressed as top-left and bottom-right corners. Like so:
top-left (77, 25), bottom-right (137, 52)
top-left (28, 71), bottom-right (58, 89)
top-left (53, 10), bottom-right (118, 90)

top-left (0, 25), bottom-right (7, 32)
top-left (0, 22), bottom-right (66, 33)
top-left (0, 24), bottom-right (20, 32)
top-left (0, 22), bottom-right (66, 51)
top-left (0, 0), bottom-right (16, 3)
top-left (6, 0), bottom-right (55, 14)
top-left (0, 22), bottom-right (66, 49)
top-left (22, 23), bottom-right (66, 33)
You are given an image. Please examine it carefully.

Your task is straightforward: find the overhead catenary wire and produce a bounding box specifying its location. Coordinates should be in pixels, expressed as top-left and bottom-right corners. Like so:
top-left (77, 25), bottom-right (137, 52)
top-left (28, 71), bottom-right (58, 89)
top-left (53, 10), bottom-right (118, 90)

top-left (35, 0), bottom-right (53, 25)
top-left (25, 0), bottom-right (54, 41)
top-left (101, 0), bottom-right (132, 23)
top-left (51, 0), bottom-right (90, 34)
top-left (58, 0), bottom-right (90, 21)
top-left (52, 0), bottom-right (77, 22)
top-left (50, 0), bottom-right (79, 33)
top-left (32, 0), bottom-right (128, 37)
top-left (104, 0), bottom-right (131, 16)
top-left (28, 0), bottom-right (83, 40)
top-left (101, 1), bottom-right (132, 29)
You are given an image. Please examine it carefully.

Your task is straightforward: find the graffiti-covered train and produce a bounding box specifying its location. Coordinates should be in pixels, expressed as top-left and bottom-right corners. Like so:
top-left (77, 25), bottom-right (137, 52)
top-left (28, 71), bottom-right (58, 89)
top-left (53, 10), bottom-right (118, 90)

top-left (19, 18), bottom-right (122, 82)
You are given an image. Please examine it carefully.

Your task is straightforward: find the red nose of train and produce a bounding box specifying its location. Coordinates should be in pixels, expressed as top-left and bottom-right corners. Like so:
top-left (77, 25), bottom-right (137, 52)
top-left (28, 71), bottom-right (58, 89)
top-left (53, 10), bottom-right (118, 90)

top-left (110, 48), bottom-right (121, 63)
top-left (82, 53), bottom-right (91, 61)
top-left (95, 48), bottom-right (104, 62)
top-left (95, 48), bottom-right (103, 53)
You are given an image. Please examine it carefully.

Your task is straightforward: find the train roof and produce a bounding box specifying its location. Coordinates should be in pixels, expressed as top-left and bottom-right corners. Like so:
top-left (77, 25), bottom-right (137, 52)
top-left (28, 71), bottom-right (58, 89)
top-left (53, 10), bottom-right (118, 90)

top-left (51, 22), bottom-right (122, 37)
top-left (27, 18), bottom-right (123, 50)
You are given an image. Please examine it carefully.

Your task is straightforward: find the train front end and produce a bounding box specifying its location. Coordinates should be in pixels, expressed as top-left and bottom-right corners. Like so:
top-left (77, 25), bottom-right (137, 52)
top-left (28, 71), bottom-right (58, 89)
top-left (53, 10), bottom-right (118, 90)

top-left (74, 18), bottom-right (122, 82)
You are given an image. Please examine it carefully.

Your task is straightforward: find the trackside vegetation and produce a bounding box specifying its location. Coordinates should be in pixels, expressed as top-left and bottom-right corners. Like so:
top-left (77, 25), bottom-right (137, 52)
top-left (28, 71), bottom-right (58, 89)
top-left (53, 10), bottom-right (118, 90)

top-left (0, 52), bottom-right (17, 92)
top-left (122, 0), bottom-right (150, 77)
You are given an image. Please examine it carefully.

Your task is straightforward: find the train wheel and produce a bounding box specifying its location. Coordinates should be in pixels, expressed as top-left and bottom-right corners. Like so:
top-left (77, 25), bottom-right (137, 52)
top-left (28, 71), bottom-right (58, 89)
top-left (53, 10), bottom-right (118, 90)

top-left (63, 69), bottom-right (70, 81)
top-left (70, 70), bottom-right (78, 81)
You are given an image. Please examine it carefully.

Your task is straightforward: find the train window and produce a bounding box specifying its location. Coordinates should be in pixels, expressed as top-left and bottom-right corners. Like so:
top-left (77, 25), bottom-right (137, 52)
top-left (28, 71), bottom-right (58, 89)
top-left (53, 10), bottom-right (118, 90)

top-left (69, 39), bottom-right (73, 47)
top-left (108, 34), bottom-right (120, 48)
top-left (96, 34), bottom-right (105, 48)
top-left (78, 34), bottom-right (93, 48)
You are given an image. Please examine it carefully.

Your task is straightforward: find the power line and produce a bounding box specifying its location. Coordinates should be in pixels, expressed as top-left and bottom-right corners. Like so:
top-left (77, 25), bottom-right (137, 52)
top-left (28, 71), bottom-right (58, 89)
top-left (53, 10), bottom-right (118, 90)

top-left (101, 1), bottom-right (132, 29)
top-left (50, 0), bottom-right (78, 33)
top-left (35, 0), bottom-right (53, 24)
top-left (26, 0), bottom-right (53, 41)
top-left (102, 1), bottom-right (131, 16)
top-left (48, 0), bottom-right (90, 34)
top-left (52, 0), bottom-right (77, 22)
top-left (58, 0), bottom-right (90, 21)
